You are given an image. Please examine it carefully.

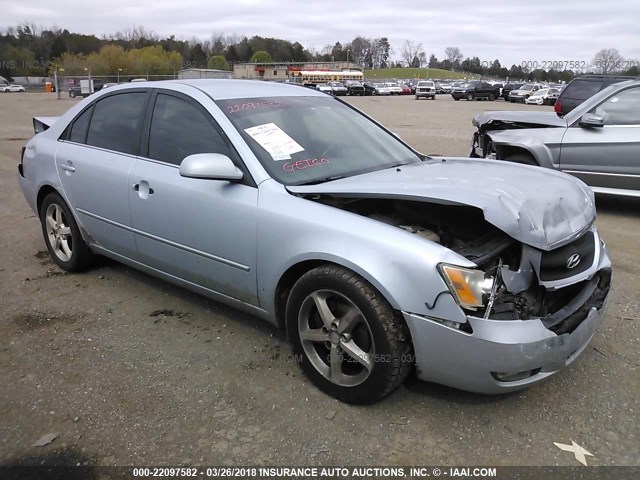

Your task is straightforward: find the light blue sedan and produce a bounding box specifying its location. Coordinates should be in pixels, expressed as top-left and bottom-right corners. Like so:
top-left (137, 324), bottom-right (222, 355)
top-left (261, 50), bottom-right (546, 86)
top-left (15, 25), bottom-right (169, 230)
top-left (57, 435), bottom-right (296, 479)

top-left (18, 80), bottom-right (611, 403)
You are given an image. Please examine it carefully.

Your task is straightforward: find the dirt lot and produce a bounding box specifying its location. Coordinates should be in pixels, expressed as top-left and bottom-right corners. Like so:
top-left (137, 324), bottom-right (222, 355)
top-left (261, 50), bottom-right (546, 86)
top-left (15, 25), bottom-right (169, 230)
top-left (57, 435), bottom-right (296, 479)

top-left (0, 92), bottom-right (638, 467)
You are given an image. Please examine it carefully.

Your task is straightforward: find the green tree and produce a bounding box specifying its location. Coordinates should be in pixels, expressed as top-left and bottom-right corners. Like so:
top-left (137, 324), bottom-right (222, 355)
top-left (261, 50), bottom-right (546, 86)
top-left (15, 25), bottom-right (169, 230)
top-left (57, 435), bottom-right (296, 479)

top-left (187, 43), bottom-right (207, 67)
top-left (250, 50), bottom-right (272, 63)
top-left (207, 55), bottom-right (230, 70)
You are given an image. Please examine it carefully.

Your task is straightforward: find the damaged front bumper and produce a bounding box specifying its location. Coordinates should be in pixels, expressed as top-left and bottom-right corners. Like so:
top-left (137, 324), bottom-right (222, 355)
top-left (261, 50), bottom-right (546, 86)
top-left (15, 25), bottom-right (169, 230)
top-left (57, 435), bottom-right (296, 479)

top-left (402, 253), bottom-right (612, 394)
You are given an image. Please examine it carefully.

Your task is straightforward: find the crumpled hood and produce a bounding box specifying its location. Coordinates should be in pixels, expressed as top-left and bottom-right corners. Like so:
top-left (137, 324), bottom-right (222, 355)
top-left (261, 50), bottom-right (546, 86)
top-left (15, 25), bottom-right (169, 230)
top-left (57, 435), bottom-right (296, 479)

top-left (473, 111), bottom-right (567, 128)
top-left (287, 158), bottom-right (596, 251)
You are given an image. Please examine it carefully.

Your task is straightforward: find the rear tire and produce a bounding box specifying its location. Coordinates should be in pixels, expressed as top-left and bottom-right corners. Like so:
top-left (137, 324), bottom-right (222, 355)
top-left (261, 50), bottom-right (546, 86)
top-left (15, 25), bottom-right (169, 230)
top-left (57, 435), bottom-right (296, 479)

top-left (40, 192), bottom-right (93, 272)
top-left (286, 265), bottom-right (412, 404)
top-left (466, 93), bottom-right (474, 101)
top-left (489, 93), bottom-right (496, 101)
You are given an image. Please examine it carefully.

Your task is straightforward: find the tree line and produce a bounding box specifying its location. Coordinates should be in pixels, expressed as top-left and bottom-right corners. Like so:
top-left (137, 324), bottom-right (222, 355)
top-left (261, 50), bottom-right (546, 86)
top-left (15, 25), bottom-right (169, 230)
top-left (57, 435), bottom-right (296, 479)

top-left (1, 24), bottom-right (637, 81)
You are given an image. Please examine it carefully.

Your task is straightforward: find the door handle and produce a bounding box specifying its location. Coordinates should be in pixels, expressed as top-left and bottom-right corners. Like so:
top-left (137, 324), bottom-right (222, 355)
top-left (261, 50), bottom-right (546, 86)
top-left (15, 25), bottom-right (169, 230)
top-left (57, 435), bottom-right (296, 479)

top-left (61, 163), bottom-right (75, 172)
top-left (133, 181), bottom-right (154, 198)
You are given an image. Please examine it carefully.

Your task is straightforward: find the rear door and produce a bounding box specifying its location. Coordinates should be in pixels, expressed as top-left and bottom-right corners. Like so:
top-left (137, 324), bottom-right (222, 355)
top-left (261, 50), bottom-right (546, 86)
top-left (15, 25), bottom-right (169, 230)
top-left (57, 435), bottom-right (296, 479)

top-left (128, 90), bottom-right (259, 304)
top-left (560, 85), bottom-right (640, 192)
top-left (56, 90), bottom-right (150, 259)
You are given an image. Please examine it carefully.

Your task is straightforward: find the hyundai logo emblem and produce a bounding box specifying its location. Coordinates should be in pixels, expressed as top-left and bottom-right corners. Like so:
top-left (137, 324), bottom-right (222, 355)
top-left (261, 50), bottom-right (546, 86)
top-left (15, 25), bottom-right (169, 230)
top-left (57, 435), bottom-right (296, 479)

top-left (566, 253), bottom-right (581, 269)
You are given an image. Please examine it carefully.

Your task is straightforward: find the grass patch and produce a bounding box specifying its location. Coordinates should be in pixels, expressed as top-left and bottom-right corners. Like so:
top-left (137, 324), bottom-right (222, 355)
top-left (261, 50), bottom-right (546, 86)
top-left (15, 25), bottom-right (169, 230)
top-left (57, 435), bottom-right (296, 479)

top-left (364, 67), bottom-right (479, 80)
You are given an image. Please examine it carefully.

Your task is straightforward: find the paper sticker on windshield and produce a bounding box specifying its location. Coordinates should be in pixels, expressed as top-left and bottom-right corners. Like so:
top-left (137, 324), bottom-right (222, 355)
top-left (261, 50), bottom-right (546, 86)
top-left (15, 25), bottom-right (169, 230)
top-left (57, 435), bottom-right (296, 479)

top-left (244, 123), bottom-right (304, 161)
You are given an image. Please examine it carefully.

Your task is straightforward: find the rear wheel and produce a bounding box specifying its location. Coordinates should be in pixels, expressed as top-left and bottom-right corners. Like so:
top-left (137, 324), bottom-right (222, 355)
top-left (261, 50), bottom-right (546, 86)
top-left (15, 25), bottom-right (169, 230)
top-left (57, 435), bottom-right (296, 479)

top-left (466, 93), bottom-right (474, 101)
top-left (40, 192), bottom-right (93, 271)
top-left (286, 265), bottom-right (412, 404)
top-left (489, 93), bottom-right (496, 101)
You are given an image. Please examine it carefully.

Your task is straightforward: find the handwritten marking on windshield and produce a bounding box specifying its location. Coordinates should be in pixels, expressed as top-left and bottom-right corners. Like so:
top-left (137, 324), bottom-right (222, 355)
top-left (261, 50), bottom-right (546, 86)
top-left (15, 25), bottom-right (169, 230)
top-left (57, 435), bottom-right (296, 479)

top-left (226, 100), bottom-right (282, 114)
top-left (283, 158), bottom-right (330, 173)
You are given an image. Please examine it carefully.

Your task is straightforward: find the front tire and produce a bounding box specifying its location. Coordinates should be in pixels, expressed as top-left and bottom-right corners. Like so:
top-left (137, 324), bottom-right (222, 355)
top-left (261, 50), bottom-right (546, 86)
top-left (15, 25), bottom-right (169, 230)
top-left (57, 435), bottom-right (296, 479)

top-left (40, 192), bottom-right (93, 271)
top-left (489, 93), bottom-right (496, 101)
top-left (466, 93), bottom-right (474, 101)
top-left (286, 265), bottom-right (412, 404)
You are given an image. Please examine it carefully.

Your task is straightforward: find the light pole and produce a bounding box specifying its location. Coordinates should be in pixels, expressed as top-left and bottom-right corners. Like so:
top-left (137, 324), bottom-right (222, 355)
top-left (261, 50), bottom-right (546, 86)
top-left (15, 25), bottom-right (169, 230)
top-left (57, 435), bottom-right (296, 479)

top-left (346, 50), bottom-right (350, 65)
top-left (84, 67), bottom-right (93, 93)
top-left (117, 68), bottom-right (122, 83)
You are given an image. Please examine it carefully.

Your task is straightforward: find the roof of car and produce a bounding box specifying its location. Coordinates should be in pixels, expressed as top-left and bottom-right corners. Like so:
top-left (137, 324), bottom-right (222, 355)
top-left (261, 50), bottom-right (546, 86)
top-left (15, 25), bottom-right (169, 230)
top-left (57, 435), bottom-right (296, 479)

top-left (109, 79), bottom-right (327, 100)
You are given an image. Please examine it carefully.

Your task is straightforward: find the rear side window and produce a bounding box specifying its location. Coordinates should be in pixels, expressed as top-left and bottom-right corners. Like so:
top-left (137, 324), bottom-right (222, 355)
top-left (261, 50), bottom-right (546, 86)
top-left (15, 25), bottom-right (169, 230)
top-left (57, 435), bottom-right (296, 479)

top-left (86, 92), bottom-right (148, 155)
top-left (148, 93), bottom-right (230, 165)
top-left (68, 106), bottom-right (93, 144)
top-left (562, 80), bottom-right (603, 100)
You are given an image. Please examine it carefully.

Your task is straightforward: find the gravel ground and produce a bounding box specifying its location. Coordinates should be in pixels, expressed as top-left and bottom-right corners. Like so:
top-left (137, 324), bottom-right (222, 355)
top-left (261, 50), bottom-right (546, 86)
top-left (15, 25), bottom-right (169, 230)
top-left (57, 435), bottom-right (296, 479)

top-left (0, 92), bottom-right (638, 467)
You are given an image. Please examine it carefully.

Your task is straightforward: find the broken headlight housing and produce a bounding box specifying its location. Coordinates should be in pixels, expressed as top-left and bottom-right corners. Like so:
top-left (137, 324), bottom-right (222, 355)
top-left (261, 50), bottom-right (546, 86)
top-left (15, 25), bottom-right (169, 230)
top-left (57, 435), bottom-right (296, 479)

top-left (438, 264), bottom-right (494, 311)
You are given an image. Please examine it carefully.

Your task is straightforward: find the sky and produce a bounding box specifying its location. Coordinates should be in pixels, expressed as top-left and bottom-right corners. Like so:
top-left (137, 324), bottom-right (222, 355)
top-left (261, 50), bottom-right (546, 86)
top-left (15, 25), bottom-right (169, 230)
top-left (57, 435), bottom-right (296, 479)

top-left (3, 0), bottom-right (640, 67)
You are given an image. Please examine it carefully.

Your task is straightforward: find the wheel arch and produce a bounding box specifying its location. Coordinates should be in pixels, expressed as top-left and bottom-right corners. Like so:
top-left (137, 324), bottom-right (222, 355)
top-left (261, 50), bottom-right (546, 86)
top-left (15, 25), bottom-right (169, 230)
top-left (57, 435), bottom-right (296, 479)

top-left (36, 184), bottom-right (61, 214)
top-left (274, 257), bottom-right (402, 333)
top-left (36, 184), bottom-right (93, 244)
top-left (488, 132), bottom-right (558, 168)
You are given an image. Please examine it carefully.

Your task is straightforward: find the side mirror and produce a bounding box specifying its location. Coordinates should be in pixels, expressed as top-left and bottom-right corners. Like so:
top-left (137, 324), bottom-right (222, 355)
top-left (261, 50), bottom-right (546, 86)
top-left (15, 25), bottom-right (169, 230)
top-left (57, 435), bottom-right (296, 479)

top-left (579, 113), bottom-right (605, 128)
top-left (179, 153), bottom-right (243, 181)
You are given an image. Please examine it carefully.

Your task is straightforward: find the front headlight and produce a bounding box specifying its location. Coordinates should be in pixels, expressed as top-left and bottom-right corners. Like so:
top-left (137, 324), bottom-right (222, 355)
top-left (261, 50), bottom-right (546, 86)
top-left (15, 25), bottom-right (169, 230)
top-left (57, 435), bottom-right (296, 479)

top-left (438, 264), bottom-right (493, 310)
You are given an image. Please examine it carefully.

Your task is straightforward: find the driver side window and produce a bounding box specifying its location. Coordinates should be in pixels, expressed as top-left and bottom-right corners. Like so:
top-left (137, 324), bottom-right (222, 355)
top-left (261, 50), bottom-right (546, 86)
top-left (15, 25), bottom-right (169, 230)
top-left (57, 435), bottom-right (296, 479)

top-left (594, 87), bottom-right (640, 126)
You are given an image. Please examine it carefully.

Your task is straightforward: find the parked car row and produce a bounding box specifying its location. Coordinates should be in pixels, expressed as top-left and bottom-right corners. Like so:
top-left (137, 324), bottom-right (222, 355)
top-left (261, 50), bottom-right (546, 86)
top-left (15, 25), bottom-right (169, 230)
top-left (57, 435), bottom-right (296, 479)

top-left (314, 80), bottom-right (416, 96)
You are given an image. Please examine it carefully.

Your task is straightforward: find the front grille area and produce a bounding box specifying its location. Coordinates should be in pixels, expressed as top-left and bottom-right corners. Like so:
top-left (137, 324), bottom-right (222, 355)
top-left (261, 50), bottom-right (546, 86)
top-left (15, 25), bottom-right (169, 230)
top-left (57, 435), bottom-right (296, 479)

top-left (542, 268), bottom-right (611, 334)
top-left (539, 231), bottom-right (595, 281)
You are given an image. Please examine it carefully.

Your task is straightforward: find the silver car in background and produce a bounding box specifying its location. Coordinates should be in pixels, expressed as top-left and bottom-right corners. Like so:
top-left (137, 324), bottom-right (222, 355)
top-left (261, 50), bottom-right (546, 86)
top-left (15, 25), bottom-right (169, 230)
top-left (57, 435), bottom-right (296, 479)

top-left (19, 80), bottom-right (611, 403)
top-left (471, 79), bottom-right (640, 197)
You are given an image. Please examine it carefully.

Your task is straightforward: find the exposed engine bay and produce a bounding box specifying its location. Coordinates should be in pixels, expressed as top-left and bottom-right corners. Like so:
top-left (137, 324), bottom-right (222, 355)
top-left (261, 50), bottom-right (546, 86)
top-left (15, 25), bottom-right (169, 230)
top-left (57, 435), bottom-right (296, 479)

top-left (309, 195), bottom-right (610, 333)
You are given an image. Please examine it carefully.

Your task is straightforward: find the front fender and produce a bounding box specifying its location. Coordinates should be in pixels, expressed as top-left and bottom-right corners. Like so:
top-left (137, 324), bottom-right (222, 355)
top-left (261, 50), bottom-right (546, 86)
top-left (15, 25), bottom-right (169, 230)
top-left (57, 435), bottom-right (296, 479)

top-left (487, 131), bottom-right (559, 169)
top-left (255, 182), bottom-right (471, 324)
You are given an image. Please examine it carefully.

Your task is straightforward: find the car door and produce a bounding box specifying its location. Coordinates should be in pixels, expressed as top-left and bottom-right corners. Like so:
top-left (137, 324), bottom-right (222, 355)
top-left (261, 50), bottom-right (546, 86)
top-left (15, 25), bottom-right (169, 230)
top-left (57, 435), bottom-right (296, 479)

top-left (55, 90), bottom-right (150, 259)
top-left (128, 91), bottom-right (259, 304)
top-left (559, 85), bottom-right (640, 192)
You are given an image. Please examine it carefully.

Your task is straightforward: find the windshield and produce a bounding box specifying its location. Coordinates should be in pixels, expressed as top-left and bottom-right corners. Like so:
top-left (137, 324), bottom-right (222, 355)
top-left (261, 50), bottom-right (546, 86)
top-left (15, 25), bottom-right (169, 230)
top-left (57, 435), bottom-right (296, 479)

top-left (216, 96), bottom-right (421, 186)
top-left (521, 83), bottom-right (535, 90)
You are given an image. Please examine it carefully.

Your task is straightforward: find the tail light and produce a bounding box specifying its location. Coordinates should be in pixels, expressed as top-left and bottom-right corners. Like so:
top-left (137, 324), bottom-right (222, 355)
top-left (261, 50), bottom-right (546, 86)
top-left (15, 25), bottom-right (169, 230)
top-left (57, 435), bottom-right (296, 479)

top-left (554, 99), bottom-right (562, 113)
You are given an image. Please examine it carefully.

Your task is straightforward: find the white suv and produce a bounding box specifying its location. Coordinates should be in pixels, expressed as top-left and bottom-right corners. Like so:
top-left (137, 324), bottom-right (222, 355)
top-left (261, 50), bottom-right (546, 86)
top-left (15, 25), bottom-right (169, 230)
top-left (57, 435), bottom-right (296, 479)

top-left (415, 81), bottom-right (436, 100)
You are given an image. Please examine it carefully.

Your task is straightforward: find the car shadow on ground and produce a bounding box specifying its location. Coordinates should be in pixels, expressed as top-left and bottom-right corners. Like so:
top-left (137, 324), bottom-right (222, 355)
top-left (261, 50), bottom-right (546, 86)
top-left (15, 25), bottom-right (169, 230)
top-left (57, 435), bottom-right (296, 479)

top-left (401, 370), bottom-right (522, 405)
top-left (95, 256), bottom-right (289, 343)
top-left (595, 194), bottom-right (640, 217)
top-left (1, 450), bottom-right (100, 479)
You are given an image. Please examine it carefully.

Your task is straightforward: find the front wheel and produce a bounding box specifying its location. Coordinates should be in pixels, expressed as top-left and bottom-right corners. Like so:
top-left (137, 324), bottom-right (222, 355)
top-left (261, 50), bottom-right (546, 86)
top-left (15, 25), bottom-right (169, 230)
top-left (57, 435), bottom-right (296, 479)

top-left (466, 93), bottom-right (474, 101)
top-left (489, 93), bottom-right (496, 101)
top-left (40, 192), bottom-right (93, 271)
top-left (286, 265), bottom-right (412, 404)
